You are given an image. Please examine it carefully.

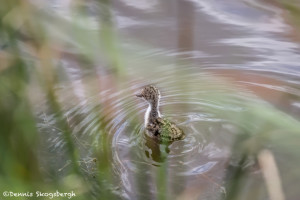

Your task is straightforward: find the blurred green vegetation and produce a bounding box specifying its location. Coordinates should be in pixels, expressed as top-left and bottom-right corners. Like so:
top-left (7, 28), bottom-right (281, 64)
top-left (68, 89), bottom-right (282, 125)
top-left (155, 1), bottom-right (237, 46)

top-left (269, 0), bottom-right (300, 35)
top-left (0, 0), bottom-right (118, 199)
top-left (0, 1), bottom-right (300, 200)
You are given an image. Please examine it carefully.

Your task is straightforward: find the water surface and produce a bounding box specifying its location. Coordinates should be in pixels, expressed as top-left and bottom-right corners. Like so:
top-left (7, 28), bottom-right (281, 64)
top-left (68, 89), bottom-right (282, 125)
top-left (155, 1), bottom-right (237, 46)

top-left (31, 0), bottom-right (300, 199)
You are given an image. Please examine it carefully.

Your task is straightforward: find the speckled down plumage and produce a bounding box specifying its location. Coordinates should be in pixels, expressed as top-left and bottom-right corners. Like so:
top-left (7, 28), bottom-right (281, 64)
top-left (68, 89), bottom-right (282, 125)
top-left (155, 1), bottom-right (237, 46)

top-left (136, 85), bottom-right (185, 142)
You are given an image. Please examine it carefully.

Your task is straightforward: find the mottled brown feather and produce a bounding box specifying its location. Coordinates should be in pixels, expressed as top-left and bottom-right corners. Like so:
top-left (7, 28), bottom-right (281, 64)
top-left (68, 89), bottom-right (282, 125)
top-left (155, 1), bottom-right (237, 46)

top-left (136, 85), bottom-right (185, 142)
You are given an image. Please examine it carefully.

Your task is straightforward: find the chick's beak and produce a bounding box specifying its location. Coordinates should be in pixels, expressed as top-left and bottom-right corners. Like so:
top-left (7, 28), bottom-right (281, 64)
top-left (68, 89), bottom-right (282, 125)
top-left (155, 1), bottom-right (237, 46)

top-left (135, 93), bottom-right (143, 98)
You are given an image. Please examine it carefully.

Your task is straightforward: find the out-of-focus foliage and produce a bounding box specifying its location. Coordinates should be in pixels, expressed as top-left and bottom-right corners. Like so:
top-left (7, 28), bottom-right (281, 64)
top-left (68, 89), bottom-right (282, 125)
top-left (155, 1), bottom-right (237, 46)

top-left (270, 0), bottom-right (300, 36)
top-left (0, 0), bottom-right (118, 199)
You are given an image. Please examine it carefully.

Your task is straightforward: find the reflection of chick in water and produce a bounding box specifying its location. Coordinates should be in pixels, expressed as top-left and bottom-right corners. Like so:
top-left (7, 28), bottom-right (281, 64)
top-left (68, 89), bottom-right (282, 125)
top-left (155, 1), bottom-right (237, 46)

top-left (144, 134), bottom-right (170, 163)
top-left (136, 85), bottom-right (185, 142)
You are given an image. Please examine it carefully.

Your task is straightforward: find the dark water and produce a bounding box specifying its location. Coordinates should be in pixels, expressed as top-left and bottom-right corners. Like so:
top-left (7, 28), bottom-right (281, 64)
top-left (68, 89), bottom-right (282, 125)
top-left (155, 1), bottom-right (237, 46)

top-left (31, 0), bottom-right (300, 199)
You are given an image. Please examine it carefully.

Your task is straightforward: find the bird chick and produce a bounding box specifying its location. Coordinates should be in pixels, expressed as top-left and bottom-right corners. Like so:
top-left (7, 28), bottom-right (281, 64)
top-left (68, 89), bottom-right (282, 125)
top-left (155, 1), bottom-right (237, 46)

top-left (136, 85), bottom-right (185, 142)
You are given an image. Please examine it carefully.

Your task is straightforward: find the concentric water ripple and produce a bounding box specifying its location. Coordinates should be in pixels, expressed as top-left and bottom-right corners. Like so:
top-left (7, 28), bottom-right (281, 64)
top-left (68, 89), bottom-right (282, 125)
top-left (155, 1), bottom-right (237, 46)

top-left (32, 0), bottom-right (300, 199)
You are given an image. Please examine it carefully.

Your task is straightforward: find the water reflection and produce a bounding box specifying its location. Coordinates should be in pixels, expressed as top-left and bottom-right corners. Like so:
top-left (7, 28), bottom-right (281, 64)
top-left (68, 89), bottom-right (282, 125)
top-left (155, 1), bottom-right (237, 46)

top-left (143, 133), bottom-right (170, 164)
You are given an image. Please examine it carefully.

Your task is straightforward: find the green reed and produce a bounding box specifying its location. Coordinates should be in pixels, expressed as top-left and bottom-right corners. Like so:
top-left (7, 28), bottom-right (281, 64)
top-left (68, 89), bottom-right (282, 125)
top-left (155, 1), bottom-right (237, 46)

top-left (270, 0), bottom-right (300, 35)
